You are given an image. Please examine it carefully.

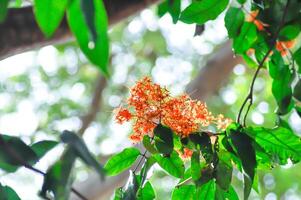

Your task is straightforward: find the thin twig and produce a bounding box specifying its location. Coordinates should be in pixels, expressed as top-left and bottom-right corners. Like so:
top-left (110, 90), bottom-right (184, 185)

top-left (237, 0), bottom-right (291, 126)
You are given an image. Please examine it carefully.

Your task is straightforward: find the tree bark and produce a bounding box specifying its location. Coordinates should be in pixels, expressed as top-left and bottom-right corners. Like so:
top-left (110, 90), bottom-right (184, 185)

top-left (0, 0), bottom-right (160, 60)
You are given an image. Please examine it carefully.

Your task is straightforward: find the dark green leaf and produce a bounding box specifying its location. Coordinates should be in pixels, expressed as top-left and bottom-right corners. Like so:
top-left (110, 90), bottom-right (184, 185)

top-left (104, 147), bottom-right (140, 176)
top-left (31, 140), bottom-right (58, 159)
top-left (0, 183), bottom-right (21, 200)
top-left (33, 0), bottom-right (68, 37)
top-left (154, 151), bottom-right (184, 178)
top-left (0, 0), bottom-right (9, 23)
top-left (293, 79), bottom-right (301, 102)
top-left (40, 149), bottom-right (76, 200)
top-left (154, 124), bottom-right (174, 155)
top-left (215, 185), bottom-right (239, 200)
top-left (80, 0), bottom-right (97, 42)
top-left (191, 151), bottom-right (201, 181)
top-left (0, 134), bottom-right (37, 172)
top-left (172, 185), bottom-right (196, 200)
top-left (157, 1), bottom-right (168, 17)
top-left (224, 7), bottom-right (244, 38)
top-left (233, 22), bottom-right (258, 54)
top-left (137, 181), bottom-right (156, 200)
top-left (189, 132), bottom-right (213, 162)
top-left (113, 187), bottom-right (123, 200)
top-left (61, 131), bottom-right (104, 178)
top-left (237, 0), bottom-right (247, 4)
top-left (143, 136), bottom-right (158, 154)
top-left (180, 0), bottom-right (229, 25)
top-left (196, 180), bottom-right (216, 199)
top-left (245, 126), bottom-right (301, 164)
top-left (227, 125), bottom-right (256, 200)
top-left (67, 0), bottom-right (109, 75)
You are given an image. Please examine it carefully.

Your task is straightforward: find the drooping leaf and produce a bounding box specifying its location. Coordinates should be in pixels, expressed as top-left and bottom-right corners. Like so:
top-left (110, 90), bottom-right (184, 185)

top-left (154, 124), bottom-right (174, 155)
top-left (233, 22), bottom-right (258, 54)
top-left (227, 125), bottom-right (256, 200)
top-left (293, 47), bottom-right (301, 74)
top-left (123, 171), bottom-right (140, 200)
top-left (137, 181), bottom-right (156, 200)
top-left (293, 79), bottom-right (301, 102)
top-left (245, 126), bottom-right (301, 164)
top-left (167, 0), bottom-right (181, 24)
top-left (224, 7), bottom-right (245, 38)
top-left (172, 185), bottom-right (196, 200)
top-left (180, 0), bottom-right (229, 25)
top-left (189, 132), bottom-right (213, 162)
top-left (157, 1), bottom-right (168, 17)
top-left (80, 0), bottom-right (97, 42)
top-left (0, 134), bottom-right (37, 172)
top-left (0, 0), bottom-right (9, 23)
top-left (215, 152), bottom-right (233, 191)
top-left (196, 180), bottom-right (216, 200)
top-left (154, 151), bottom-right (184, 178)
top-left (33, 0), bottom-right (68, 37)
top-left (67, 0), bottom-right (109, 75)
top-left (104, 147), bottom-right (140, 176)
top-left (191, 151), bottom-right (201, 181)
top-left (40, 149), bottom-right (76, 200)
top-left (0, 183), bottom-right (21, 200)
top-left (30, 140), bottom-right (58, 159)
top-left (61, 131), bottom-right (104, 178)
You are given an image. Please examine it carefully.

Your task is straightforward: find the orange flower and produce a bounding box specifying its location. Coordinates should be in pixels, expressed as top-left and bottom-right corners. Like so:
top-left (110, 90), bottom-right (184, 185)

top-left (114, 77), bottom-right (232, 142)
top-left (246, 10), bottom-right (269, 31)
top-left (178, 148), bottom-right (193, 160)
top-left (276, 40), bottom-right (295, 56)
top-left (214, 114), bottom-right (232, 131)
top-left (114, 107), bottom-right (132, 124)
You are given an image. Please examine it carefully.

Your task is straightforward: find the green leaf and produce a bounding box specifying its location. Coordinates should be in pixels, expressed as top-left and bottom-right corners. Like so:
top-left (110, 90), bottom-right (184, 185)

top-left (143, 135), bottom-right (158, 154)
top-left (279, 24), bottom-right (300, 41)
top-left (157, 1), bottom-right (168, 17)
top-left (33, 0), bottom-right (68, 37)
top-left (61, 131), bottom-right (104, 178)
top-left (104, 147), bottom-right (140, 176)
top-left (191, 151), bottom-right (201, 181)
top-left (196, 180), bottom-right (216, 199)
top-left (227, 125), bottom-right (256, 200)
top-left (293, 79), bottom-right (301, 102)
top-left (245, 126), bottom-right (301, 164)
top-left (80, 0), bottom-right (97, 42)
top-left (215, 185), bottom-right (239, 200)
top-left (137, 181), bottom-right (156, 200)
top-left (140, 157), bottom-right (156, 186)
top-left (30, 140), bottom-right (58, 158)
top-left (154, 124), bottom-right (174, 155)
top-left (233, 22), bottom-right (258, 54)
top-left (237, 0), bottom-right (247, 4)
top-left (172, 185), bottom-right (196, 200)
top-left (215, 152), bottom-right (233, 191)
top-left (293, 47), bottom-right (301, 74)
top-left (0, 0), bottom-right (9, 23)
top-left (0, 183), bottom-right (21, 200)
top-left (180, 0), bottom-right (229, 25)
top-left (67, 0), bottom-right (109, 75)
top-left (168, 0), bottom-right (181, 24)
top-left (113, 187), bottom-right (123, 200)
top-left (40, 149), bottom-right (76, 200)
top-left (269, 51), bottom-right (286, 79)
top-left (224, 7), bottom-right (244, 38)
top-left (154, 151), bottom-right (184, 178)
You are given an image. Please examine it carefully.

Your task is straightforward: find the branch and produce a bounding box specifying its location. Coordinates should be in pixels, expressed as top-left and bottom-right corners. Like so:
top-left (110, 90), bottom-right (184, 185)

top-left (0, 0), bottom-right (160, 60)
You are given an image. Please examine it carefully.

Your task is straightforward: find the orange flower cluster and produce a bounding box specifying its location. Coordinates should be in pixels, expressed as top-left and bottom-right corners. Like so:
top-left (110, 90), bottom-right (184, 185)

top-left (246, 10), bottom-right (269, 31)
top-left (114, 77), bottom-right (232, 142)
top-left (276, 40), bottom-right (295, 56)
top-left (178, 148), bottom-right (194, 160)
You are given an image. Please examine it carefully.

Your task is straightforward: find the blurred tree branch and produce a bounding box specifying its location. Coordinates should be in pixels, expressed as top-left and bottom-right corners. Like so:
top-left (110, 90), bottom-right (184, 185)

top-left (0, 0), bottom-right (160, 60)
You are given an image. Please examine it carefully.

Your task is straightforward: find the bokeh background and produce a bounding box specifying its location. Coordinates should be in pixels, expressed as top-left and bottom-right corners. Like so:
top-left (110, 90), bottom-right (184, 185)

top-left (1, 1), bottom-right (301, 200)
